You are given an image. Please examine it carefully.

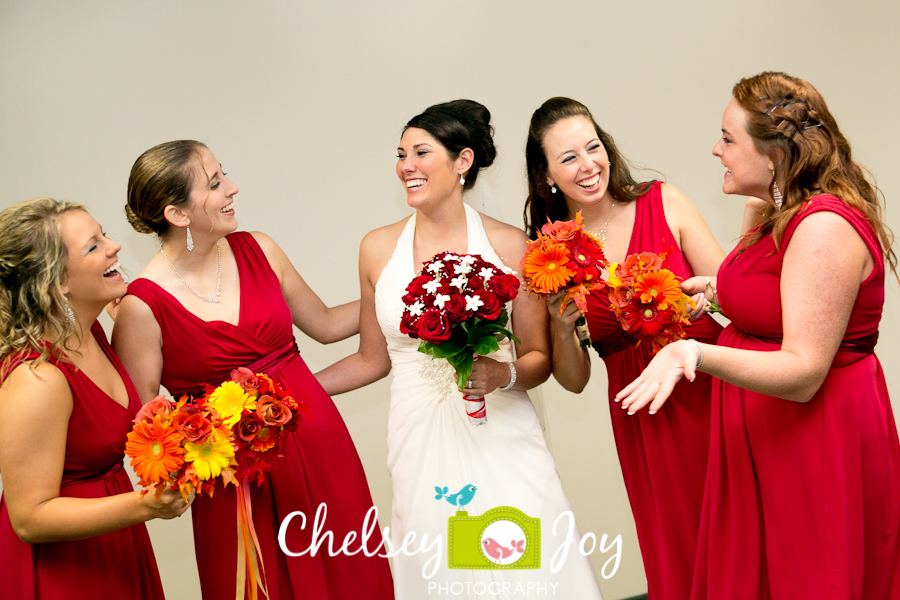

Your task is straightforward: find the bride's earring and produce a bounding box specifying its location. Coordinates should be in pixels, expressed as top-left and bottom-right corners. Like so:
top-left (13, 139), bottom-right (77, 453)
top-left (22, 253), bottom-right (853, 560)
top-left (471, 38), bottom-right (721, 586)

top-left (550, 184), bottom-right (557, 194)
top-left (186, 225), bottom-right (194, 252)
top-left (459, 174), bottom-right (466, 186)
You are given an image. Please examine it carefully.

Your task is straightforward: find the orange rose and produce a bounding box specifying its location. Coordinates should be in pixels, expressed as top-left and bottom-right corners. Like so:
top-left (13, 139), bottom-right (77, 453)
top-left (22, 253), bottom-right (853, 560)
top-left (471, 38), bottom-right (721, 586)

top-left (230, 367), bottom-right (260, 398)
top-left (134, 396), bottom-right (173, 424)
top-left (256, 395), bottom-right (292, 427)
top-left (541, 219), bottom-right (579, 241)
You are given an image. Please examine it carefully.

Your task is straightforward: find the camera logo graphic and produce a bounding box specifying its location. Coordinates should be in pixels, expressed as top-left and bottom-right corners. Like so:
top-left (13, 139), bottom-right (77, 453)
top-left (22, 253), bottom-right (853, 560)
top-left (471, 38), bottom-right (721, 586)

top-left (447, 507), bottom-right (541, 570)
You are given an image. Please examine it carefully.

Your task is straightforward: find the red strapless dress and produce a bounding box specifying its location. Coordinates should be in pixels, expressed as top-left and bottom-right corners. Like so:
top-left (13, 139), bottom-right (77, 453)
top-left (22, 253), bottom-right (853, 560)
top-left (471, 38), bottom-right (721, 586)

top-left (584, 182), bottom-right (723, 599)
top-left (0, 322), bottom-right (165, 600)
top-left (126, 232), bottom-right (393, 600)
top-left (692, 196), bottom-right (900, 600)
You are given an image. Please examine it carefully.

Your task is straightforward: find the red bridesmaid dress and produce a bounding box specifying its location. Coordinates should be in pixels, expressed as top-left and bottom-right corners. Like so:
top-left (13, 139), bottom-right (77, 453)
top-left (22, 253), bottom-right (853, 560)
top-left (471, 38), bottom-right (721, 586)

top-left (126, 231), bottom-right (393, 600)
top-left (693, 195), bottom-right (900, 599)
top-left (0, 322), bottom-right (165, 600)
top-left (584, 182), bottom-right (723, 599)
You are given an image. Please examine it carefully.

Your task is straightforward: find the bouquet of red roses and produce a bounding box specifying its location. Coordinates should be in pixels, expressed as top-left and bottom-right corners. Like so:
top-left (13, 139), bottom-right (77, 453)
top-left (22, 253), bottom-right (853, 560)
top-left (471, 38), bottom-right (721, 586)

top-left (603, 251), bottom-right (695, 354)
top-left (125, 368), bottom-right (308, 600)
top-left (521, 211), bottom-right (607, 347)
top-left (400, 252), bottom-right (520, 425)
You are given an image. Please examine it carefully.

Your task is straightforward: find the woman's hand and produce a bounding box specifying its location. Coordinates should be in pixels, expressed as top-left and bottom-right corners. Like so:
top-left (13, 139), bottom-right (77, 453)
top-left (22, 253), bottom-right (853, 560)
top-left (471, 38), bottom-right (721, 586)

top-left (615, 339), bottom-right (701, 414)
top-left (546, 291), bottom-right (583, 336)
top-left (463, 356), bottom-right (512, 397)
top-left (140, 483), bottom-right (194, 520)
top-left (682, 276), bottom-right (717, 320)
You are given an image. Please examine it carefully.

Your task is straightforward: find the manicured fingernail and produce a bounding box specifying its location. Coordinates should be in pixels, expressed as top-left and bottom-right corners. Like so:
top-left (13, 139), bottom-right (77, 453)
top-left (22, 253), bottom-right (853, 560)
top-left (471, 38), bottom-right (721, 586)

top-left (649, 411), bottom-right (656, 415)
top-left (627, 410), bottom-right (634, 415)
top-left (614, 398), bottom-right (621, 403)
top-left (622, 404), bottom-right (628, 409)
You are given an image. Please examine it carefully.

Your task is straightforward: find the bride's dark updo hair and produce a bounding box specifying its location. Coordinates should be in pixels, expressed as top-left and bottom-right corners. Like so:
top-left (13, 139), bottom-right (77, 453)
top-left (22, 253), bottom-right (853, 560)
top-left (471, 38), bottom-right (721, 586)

top-left (404, 100), bottom-right (497, 190)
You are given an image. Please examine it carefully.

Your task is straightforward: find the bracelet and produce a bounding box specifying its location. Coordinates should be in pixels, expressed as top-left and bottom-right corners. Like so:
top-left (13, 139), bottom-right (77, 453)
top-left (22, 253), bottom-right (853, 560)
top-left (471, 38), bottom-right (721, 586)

top-left (688, 339), bottom-right (704, 369)
top-left (499, 361), bottom-right (517, 391)
top-left (700, 276), bottom-right (717, 297)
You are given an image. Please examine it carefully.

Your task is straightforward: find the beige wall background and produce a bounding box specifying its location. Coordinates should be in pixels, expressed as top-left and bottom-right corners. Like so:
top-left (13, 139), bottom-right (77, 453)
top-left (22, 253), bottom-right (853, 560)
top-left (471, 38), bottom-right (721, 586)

top-left (2, 1), bottom-right (898, 598)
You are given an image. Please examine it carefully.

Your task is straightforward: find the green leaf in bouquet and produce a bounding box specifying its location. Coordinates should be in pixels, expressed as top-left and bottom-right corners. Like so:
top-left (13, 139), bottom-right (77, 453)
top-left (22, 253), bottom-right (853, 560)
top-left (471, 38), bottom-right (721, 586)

top-left (447, 352), bottom-right (474, 391)
top-left (472, 336), bottom-right (501, 356)
top-left (478, 322), bottom-right (521, 345)
top-left (425, 338), bottom-right (466, 359)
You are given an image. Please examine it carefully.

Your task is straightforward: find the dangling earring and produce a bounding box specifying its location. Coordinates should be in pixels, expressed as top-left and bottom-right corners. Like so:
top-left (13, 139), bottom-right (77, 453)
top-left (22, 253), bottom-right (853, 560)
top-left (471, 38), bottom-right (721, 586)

top-left (459, 175), bottom-right (466, 186)
top-left (550, 185), bottom-right (557, 194)
top-left (64, 295), bottom-right (76, 324)
top-left (772, 171), bottom-right (783, 209)
top-left (186, 225), bottom-right (194, 252)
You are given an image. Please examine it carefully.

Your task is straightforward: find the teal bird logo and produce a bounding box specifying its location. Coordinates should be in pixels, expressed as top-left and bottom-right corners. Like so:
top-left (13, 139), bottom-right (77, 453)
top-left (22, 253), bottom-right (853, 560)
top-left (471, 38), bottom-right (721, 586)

top-left (435, 484), bottom-right (478, 511)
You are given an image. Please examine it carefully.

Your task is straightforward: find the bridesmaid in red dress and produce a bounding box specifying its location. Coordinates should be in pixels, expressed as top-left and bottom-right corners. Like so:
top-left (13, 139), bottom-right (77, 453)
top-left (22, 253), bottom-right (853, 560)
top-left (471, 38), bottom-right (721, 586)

top-left (112, 141), bottom-right (393, 600)
top-left (523, 97), bottom-right (725, 599)
top-left (0, 198), bottom-right (189, 600)
top-left (620, 72), bottom-right (900, 599)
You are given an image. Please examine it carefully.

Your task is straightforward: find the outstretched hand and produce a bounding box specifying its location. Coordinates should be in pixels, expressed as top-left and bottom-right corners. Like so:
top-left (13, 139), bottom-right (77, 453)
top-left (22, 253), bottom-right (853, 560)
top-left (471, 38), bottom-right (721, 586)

top-left (615, 339), bottom-right (701, 415)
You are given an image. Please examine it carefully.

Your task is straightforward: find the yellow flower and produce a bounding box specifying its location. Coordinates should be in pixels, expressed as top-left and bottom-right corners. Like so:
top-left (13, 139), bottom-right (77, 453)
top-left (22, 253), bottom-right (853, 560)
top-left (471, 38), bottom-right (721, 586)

top-left (184, 430), bottom-right (235, 481)
top-left (208, 381), bottom-right (255, 428)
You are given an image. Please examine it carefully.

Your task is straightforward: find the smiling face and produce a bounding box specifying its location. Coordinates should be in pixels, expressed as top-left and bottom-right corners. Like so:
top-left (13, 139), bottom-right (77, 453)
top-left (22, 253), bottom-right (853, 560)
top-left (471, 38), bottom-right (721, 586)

top-left (396, 127), bottom-right (466, 209)
top-left (542, 116), bottom-right (613, 211)
top-left (712, 99), bottom-right (775, 200)
top-left (60, 210), bottom-right (126, 311)
top-left (182, 147), bottom-right (240, 237)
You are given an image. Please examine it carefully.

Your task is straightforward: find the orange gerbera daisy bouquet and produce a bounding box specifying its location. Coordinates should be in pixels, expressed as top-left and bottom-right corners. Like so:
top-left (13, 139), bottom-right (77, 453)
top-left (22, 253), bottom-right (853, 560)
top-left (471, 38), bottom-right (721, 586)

top-left (126, 368), bottom-right (309, 600)
top-left (603, 250), bottom-right (695, 354)
top-left (521, 211), bottom-right (607, 347)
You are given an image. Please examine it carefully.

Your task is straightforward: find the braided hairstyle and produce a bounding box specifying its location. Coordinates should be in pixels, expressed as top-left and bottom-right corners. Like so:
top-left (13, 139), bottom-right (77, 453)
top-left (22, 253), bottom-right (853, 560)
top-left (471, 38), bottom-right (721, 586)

top-left (0, 197), bottom-right (87, 378)
top-left (733, 72), bottom-right (896, 274)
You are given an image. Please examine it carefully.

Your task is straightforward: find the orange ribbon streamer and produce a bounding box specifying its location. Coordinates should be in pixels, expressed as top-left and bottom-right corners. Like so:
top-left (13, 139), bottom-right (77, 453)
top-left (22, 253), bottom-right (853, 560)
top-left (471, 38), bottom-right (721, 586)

top-left (235, 480), bottom-right (269, 600)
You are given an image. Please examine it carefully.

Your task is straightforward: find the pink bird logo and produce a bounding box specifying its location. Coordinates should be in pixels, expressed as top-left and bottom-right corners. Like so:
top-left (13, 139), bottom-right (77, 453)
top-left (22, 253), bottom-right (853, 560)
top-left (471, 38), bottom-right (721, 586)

top-left (482, 538), bottom-right (525, 564)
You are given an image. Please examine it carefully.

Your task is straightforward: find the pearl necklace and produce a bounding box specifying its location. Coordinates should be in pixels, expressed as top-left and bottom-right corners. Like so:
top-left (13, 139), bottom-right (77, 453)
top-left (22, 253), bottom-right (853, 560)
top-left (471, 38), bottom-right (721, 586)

top-left (160, 243), bottom-right (221, 303)
top-left (586, 202), bottom-right (615, 242)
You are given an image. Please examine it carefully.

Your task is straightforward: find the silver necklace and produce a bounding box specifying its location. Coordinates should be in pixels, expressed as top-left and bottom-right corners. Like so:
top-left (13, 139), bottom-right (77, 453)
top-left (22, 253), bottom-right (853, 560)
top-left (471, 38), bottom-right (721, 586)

top-left (160, 242), bottom-right (221, 303)
top-left (587, 202), bottom-right (615, 242)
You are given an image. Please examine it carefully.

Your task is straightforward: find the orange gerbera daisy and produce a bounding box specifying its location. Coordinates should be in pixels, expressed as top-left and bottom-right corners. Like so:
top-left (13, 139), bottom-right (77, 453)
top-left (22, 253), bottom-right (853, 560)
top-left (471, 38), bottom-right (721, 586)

top-left (126, 415), bottom-right (185, 484)
top-left (523, 243), bottom-right (575, 294)
top-left (249, 426), bottom-right (278, 452)
top-left (634, 269), bottom-right (682, 311)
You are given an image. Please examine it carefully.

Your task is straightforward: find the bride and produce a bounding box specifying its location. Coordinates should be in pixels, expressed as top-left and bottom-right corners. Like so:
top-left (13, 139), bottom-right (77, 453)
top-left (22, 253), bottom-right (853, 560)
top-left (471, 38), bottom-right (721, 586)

top-left (318, 100), bottom-right (603, 599)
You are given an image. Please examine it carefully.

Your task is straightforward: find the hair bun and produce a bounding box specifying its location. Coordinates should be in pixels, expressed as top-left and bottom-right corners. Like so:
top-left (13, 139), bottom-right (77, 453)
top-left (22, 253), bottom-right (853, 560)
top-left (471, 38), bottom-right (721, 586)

top-left (405, 99), bottom-right (496, 190)
top-left (125, 204), bottom-right (155, 235)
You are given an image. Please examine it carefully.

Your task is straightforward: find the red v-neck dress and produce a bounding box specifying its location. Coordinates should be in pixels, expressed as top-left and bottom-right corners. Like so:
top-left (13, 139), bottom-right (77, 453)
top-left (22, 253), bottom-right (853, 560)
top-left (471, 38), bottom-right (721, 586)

top-left (0, 322), bottom-right (165, 600)
top-left (126, 232), bottom-right (393, 600)
top-left (692, 195), bottom-right (900, 600)
top-left (584, 182), bottom-right (723, 600)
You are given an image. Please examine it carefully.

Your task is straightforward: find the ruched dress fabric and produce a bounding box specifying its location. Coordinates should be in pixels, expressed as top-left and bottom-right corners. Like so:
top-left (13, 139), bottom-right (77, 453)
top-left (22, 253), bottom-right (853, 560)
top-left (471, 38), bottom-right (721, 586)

top-left (692, 195), bottom-right (900, 600)
top-left (375, 203), bottom-right (603, 599)
top-left (0, 322), bottom-right (164, 600)
top-left (126, 232), bottom-right (393, 600)
top-left (584, 182), bottom-right (723, 600)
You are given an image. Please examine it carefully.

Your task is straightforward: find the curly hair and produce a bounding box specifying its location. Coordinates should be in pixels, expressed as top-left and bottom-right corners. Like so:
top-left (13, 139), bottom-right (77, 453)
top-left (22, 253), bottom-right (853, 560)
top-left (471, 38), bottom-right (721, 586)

top-left (733, 71), bottom-right (896, 274)
top-left (0, 197), bottom-right (87, 378)
top-left (523, 97), bottom-right (655, 240)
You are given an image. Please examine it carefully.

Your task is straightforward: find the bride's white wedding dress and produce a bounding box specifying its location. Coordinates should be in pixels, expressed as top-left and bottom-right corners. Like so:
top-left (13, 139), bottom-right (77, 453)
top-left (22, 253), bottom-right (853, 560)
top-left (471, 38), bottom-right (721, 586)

top-left (375, 204), bottom-right (603, 599)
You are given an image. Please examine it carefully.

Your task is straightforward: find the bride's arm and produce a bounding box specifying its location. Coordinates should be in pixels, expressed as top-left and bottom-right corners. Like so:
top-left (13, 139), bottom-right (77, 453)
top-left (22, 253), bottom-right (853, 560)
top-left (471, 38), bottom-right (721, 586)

top-left (315, 229), bottom-right (392, 395)
top-left (466, 222), bottom-right (551, 396)
top-left (251, 231), bottom-right (360, 344)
